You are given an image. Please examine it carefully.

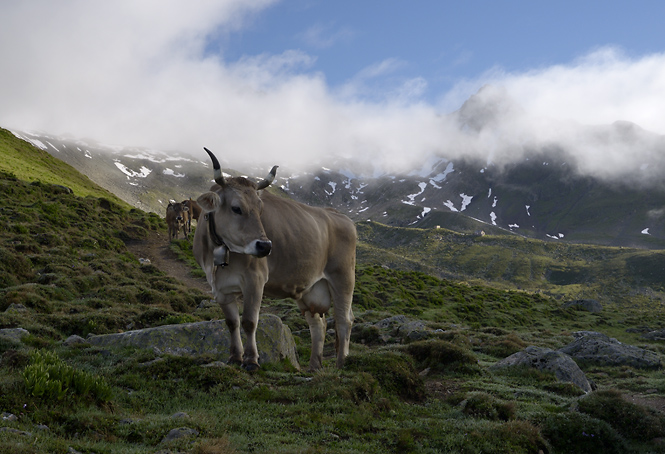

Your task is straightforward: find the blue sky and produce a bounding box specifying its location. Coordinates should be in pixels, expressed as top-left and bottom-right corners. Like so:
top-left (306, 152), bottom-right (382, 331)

top-left (220, 1), bottom-right (665, 106)
top-left (1, 1), bottom-right (665, 175)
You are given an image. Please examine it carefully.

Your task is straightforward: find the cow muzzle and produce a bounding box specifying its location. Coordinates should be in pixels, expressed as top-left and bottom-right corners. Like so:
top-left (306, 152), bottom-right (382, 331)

top-left (253, 240), bottom-right (272, 258)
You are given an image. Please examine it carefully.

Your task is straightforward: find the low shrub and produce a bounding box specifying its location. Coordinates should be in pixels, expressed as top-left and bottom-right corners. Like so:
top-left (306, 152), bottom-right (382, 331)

top-left (541, 411), bottom-right (628, 454)
top-left (22, 349), bottom-right (112, 403)
top-left (578, 389), bottom-right (665, 441)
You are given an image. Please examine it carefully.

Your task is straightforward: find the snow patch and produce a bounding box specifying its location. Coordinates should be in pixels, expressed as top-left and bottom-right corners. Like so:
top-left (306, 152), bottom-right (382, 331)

top-left (327, 181), bottom-right (337, 194)
top-left (114, 161), bottom-right (152, 179)
top-left (443, 200), bottom-right (458, 212)
top-left (642, 228), bottom-right (651, 235)
top-left (430, 162), bottom-right (455, 183)
top-left (163, 168), bottom-right (185, 178)
top-left (460, 193), bottom-right (473, 211)
top-left (403, 182), bottom-right (427, 205)
top-left (525, 205), bottom-right (531, 216)
top-left (490, 212), bottom-right (497, 225)
top-left (443, 193), bottom-right (473, 212)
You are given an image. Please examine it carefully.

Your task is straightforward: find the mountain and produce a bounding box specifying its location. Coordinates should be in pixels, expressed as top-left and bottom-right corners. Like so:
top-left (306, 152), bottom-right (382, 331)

top-left (9, 87), bottom-right (665, 249)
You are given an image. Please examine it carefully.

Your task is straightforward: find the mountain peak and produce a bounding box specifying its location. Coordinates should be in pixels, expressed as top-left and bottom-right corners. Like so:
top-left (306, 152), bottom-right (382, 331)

top-left (455, 85), bottom-right (524, 133)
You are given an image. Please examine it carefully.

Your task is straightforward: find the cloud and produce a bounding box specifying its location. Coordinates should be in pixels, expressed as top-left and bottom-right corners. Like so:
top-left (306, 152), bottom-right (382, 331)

top-left (298, 23), bottom-right (355, 49)
top-left (1, 2), bottom-right (665, 183)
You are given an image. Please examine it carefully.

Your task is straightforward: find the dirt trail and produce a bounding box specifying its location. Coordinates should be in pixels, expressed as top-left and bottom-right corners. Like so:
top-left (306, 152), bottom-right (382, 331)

top-left (125, 230), bottom-right (210, 294)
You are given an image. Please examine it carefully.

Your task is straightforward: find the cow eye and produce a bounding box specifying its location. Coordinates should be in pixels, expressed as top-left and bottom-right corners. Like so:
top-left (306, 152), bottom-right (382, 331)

top-left (232, 206), bottom-right (242, 215)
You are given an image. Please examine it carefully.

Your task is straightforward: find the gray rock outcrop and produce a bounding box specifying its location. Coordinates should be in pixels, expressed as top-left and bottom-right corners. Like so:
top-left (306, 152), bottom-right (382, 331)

top-left (85, 314), bottom-right (299, 370)
top-left (0, 327), bottom-right (29, 343)
top-left (559, 331), bottom-right (662, 369)
top-left (492, 346), bottom-right (593, 393)
top-left (641, 328), bottom-right (665, 341)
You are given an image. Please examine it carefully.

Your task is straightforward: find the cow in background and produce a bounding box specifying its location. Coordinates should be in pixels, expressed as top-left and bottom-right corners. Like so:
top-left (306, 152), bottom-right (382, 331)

top-left (181, 198), bottom-right (202, 235)
top-left (166, 201), bottom-right (189, 241)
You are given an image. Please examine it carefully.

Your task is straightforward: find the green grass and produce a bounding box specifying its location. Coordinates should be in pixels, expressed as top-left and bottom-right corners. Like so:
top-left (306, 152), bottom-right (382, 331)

top-left (0, 128), bottom-right (128, 205)
top-left (3, 134), bottom-right (665, 452)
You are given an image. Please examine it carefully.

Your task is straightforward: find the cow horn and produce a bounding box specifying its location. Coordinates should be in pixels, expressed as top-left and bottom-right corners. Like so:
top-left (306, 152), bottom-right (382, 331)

top-left (204, 147), bottom-right (225, 186)
top-left (257, 165), bottom-right (279, 190)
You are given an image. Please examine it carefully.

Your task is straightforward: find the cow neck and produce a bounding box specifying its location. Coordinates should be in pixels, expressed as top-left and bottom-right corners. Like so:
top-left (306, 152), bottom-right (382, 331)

top-left (205, 213), bottom-right (226, 248)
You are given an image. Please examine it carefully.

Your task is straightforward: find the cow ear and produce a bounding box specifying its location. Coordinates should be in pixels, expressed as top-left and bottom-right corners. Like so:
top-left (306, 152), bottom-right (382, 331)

top-left (196, 192), bottom-right (222, 212)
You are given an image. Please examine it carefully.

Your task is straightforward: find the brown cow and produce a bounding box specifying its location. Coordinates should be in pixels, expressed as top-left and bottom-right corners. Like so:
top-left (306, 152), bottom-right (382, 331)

top-left (193, 147), bottom-right (356, 371)
top-left (166, 201), bottom-right (189, 241)
top-left (181, 198), bottom-right (202, 235)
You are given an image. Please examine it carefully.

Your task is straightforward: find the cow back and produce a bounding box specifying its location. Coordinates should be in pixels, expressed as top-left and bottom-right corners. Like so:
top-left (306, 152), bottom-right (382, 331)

top-left (258, 191), bottom-right (356, 297)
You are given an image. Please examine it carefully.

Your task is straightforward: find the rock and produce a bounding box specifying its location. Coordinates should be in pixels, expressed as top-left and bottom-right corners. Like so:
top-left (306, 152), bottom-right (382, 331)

top-left (559, 331), bottom-right (662, 370)
top-left (492, 346), bottom-right (593, 393)
top-left (626, 326), bottom-right (652, 334)
top-left (161, 427), bottom-right (199, 443)
top-left (0, 327), bottom-right (29, 342)
top-left (1, 412), bottom-right (17, 421)
top-left (351, 315), bottom-right (432, 344)
top-left (0, 427), bottom-right (33, 437)
top-left (642, 328), bottom-right (665, 341)
top-left (4, 303), bottom-right (28, 313)
top-left (63, 335), bottom-right (87, 346)
top-left (563, 299), bottom-right (602, 313)
top-left (86, 314), bottom-right (299, 370)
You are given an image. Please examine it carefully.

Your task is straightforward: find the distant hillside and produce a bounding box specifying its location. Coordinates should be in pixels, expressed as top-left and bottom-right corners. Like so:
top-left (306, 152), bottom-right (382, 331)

top-left (0, 128), bottom-right (127, 206)
top-left (357, 220), bottom-right (665, 305)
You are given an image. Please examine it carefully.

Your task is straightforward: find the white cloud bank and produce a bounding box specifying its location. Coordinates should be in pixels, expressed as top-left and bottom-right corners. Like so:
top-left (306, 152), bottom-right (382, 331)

top-left (2, 2), bottom-right (665, 180)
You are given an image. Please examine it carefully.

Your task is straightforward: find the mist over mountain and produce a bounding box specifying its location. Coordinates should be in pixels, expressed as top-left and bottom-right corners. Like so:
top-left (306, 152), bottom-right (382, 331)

top-left (11, 87), bottom-right (665, 249)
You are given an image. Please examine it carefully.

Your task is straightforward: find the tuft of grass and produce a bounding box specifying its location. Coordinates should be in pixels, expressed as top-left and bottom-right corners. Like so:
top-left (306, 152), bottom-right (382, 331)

top-left (344, 351), bottom-right (426, 401)
top-left (405, 339), bottom-right (481, 375)
top-left (460, 392), bottom-right (517, 421)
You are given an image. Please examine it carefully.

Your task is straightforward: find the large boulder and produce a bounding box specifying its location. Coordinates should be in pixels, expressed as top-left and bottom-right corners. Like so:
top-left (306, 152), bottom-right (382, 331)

top-left (86, 314), bottom-right (299, 370)
top-left (492, 346), bottom-right (593, 393)
top-left (559, 331), bottom-right (662, 370)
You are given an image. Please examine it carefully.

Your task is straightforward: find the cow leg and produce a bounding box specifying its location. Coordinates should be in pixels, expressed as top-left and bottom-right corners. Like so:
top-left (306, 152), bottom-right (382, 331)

top-left (300, 281), bottom-right (332, 371)
top-left (330, 273), bottom-right (355, 368)
top-left (239, 288), bottom-right (262, 371)
top-left (219, 296), bottom-right (243, 365)
top-left (304, 311), bottom-right (326, 371)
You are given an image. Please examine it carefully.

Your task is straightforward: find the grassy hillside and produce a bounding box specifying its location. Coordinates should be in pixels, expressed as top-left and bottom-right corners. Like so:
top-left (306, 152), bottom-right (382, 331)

top-left (2, 139), bottom-right (665, 452)
top-left (0, 128), bottom-right (128, 205)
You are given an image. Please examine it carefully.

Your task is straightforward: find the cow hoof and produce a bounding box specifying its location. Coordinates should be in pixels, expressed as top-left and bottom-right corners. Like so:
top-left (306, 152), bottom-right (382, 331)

top-left (227, 357), bottom-right (242, 366)
top-left (242, 362), bottom-right (260, 372)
